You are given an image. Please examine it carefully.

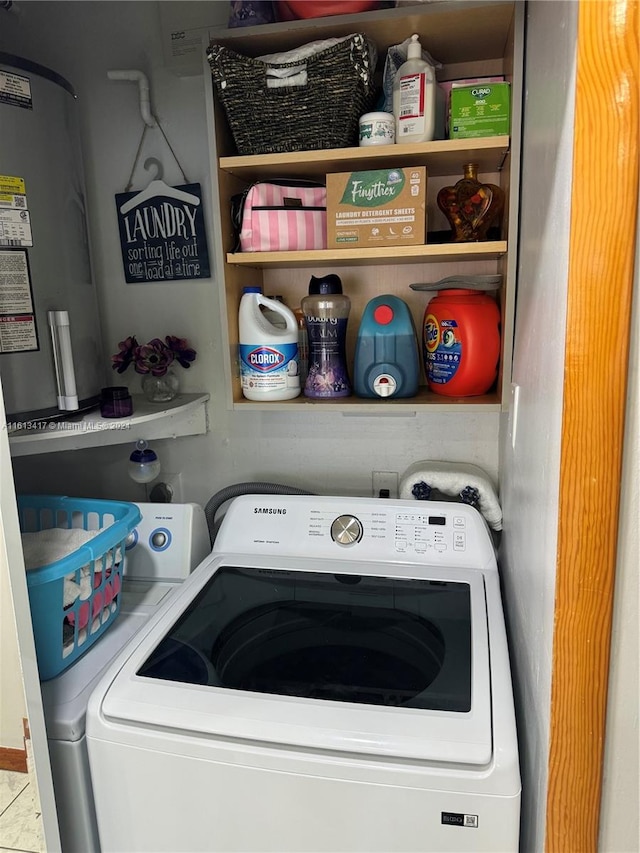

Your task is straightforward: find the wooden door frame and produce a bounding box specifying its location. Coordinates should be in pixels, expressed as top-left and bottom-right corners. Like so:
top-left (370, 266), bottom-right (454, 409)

top-left (545, 0), bottom-right (639, 849)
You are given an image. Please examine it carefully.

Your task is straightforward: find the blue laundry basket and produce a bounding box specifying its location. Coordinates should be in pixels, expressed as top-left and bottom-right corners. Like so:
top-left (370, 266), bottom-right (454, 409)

top-left (17, 496), bottom-right (141, 681)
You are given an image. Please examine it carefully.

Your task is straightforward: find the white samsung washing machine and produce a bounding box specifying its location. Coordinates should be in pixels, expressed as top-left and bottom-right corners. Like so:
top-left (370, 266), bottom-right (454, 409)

top-left (40, 503), bottom-right (210, 853)
top-left (86, 495), bottom-right (521, 853)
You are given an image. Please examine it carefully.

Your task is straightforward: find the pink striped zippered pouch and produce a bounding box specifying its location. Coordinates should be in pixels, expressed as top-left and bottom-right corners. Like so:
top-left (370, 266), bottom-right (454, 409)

top-left (237, 181), bottom-right (327, 252)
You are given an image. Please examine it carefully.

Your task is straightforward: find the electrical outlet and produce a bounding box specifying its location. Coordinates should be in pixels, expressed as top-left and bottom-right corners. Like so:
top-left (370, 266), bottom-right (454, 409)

top-left (372, 471), bottom-right (398, 499)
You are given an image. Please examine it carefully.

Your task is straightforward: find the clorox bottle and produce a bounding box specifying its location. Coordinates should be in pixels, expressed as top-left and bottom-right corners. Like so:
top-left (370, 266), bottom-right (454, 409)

top-left (238, 287), bottom-right (300, 401)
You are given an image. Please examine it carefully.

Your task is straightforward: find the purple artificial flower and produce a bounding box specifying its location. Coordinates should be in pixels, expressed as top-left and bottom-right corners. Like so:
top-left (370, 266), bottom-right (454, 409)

top-left (134, 338), bottom-right (175, 376)
top-left (111, 336), bottom-right (139, 373)
top-left (112, 334), bottom-right (195, 376)
top-left (165, 335), bottom-right (197, 369)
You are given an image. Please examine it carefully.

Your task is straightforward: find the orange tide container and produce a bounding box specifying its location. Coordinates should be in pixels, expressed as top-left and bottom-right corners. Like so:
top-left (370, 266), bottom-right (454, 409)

top-left (423, 289), bottom-right (500, 397)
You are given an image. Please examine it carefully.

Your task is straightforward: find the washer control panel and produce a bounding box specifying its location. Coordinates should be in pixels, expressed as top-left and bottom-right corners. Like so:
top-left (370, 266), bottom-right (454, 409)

top-left (216, 496), bottom-right (495, 570)
top-left (393, 511), bottom-right (468, 556)
top-left (124, 503), bottom-right (210, 582)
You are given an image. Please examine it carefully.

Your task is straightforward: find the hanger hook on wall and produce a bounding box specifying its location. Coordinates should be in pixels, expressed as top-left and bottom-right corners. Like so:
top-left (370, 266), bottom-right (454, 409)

top-left (143, 157), bottom-right (164, 182)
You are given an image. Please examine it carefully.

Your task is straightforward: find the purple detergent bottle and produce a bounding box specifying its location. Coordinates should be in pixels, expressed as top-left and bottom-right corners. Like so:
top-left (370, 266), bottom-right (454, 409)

top-left (302, 274), bottom-right (351, 398)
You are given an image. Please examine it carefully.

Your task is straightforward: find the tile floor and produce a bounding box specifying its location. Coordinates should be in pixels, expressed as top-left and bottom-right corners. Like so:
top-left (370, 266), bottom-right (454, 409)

top-left (0, 769), bottom-right (45, 853)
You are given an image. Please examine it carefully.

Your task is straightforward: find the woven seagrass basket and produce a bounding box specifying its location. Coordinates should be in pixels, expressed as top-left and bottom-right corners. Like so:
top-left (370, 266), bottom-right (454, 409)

top-left (208, 34), bottom-right (378, 156)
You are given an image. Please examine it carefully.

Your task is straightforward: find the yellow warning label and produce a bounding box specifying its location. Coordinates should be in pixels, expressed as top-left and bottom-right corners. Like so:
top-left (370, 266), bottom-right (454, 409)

top-left (0, 193), bottom-right (27, 210)
top-left (0, 176), bottom-right (26, 195)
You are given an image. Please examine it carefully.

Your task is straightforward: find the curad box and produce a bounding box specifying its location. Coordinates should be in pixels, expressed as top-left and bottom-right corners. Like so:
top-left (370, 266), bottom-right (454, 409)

top-left (450, 82), bottom-right (511, 138)
top-left (326, 167), bottom-right (427, 248)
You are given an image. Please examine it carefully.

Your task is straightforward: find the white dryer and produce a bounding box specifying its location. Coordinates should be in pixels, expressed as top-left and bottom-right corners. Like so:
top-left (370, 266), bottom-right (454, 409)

top-left (86, 495), bottom-right (521, 853)
top-left (41, 502), bottom-right (210, 853)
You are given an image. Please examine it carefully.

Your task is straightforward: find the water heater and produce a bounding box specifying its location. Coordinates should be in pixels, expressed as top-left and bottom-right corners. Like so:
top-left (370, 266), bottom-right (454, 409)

top-left (0, 53), bottom-right (103, 421)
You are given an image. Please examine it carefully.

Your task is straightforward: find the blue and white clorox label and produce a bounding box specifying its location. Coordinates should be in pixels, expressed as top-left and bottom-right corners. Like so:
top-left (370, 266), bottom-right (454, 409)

top-left (239, 342), bottom-right (299, 393)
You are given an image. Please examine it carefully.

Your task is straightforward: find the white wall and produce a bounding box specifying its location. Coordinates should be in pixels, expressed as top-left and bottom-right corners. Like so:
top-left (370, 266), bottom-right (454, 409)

top-left (498, 2), bottom-right (577, 850)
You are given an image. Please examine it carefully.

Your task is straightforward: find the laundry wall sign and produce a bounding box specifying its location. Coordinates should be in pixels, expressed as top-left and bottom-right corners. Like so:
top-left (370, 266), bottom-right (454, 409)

top-left (116, 181), bottom-right (210, 283)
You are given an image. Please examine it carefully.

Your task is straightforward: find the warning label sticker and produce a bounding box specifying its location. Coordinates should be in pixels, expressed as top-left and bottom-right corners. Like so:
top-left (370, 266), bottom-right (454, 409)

top-left (0, 71), bottom-right (32, 109)
top-left (0, 314), bottom-right (38, 353)
top-left (0, 250), bottom-right (38, 353)
top-left (0, 250), bottom-right (33, 314)
top-left (0, 209), bottom-right (33, 247)
top-left (0, 176), bottom-right (26, 196)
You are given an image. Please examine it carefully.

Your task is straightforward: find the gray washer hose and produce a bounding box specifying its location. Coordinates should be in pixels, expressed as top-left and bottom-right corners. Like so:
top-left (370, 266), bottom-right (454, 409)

top-left (204, 482), bottom-right (315, 546)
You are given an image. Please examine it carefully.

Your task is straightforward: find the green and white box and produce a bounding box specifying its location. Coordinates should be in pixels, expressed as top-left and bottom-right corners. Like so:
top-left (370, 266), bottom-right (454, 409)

top-left (450, 82), bottom-right (511, 138)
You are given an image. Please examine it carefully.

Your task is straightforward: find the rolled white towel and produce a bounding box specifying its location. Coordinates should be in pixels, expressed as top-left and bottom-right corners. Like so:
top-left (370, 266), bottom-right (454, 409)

top-left (399, 461), bottom-right (503, 531)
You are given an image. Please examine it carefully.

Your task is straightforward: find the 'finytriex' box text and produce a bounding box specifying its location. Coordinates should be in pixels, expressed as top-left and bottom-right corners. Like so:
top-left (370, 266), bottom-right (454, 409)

top-left (326, 167), bottom-right (427, 248)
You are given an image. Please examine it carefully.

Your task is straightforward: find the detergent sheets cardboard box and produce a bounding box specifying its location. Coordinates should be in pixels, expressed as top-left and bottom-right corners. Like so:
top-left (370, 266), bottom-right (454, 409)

top-left (450, 82), bottom-right (511, 138)
top-left (326, 167), bottom-right (427, 248)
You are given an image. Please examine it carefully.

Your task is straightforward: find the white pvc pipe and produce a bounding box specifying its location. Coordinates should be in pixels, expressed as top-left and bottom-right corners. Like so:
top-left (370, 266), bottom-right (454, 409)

top-left (107, 69), bottom-right (156, 127)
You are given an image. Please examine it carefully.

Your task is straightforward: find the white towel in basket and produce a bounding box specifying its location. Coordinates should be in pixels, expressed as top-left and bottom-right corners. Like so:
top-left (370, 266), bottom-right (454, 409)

top-left (21, 527), bottom-right (120, 608)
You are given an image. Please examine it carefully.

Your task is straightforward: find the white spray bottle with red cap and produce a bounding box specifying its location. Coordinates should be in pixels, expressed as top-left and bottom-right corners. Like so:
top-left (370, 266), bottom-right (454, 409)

top-left (392, 34), bottom-right (436, 144)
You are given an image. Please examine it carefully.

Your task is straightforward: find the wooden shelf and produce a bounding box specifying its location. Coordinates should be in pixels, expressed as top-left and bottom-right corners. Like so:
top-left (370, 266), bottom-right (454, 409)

top-left (7, 393), bottom-right (209, 458)
top-left (206, 0), bottom-right (522, 413)
top-left (208, 1), bottom-right (515, 68)
top-left (230, 388), bottom-right (501, 413)
top-left (219, 138), bottom-right (510, 182)
top-left (227, 241), bottom-right (507, 269)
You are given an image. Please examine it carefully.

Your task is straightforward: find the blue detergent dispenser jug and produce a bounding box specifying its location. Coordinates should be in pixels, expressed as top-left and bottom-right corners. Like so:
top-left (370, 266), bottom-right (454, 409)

top-left (354, 295), bottom-right (420, 398)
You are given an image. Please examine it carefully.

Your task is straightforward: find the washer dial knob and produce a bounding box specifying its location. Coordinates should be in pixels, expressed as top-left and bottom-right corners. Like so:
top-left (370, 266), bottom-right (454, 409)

top-left (331, 515), bottom-right (363, 546)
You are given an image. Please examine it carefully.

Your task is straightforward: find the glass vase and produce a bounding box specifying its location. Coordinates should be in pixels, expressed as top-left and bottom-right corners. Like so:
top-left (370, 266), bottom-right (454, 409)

top-left (141, 369), bottom-right (179, 403)
top-left (437, 162), bottom-right (505, 242)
